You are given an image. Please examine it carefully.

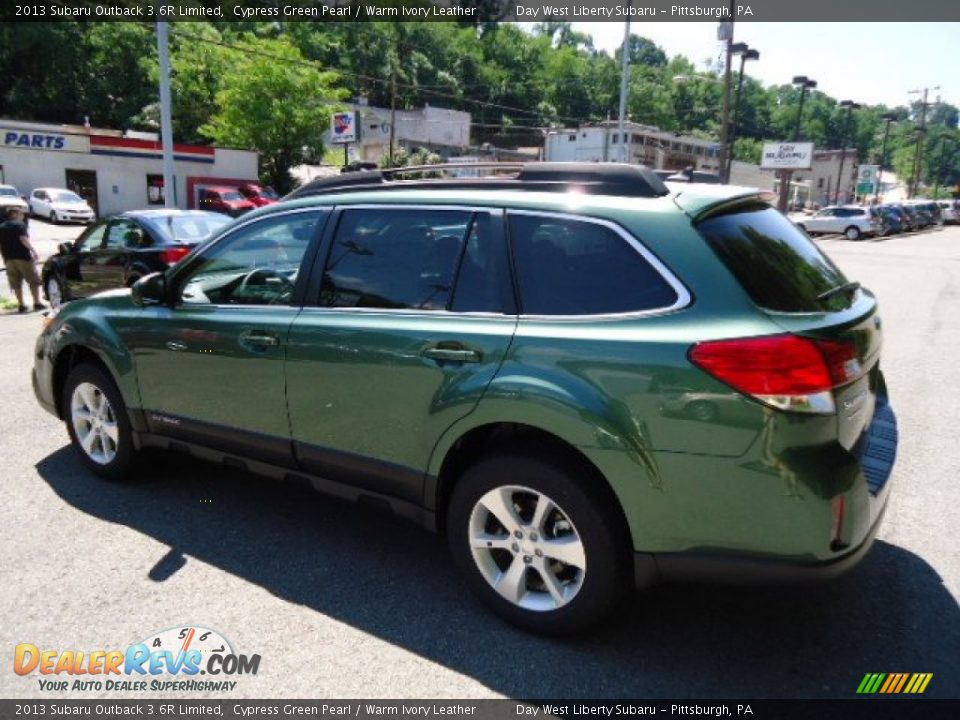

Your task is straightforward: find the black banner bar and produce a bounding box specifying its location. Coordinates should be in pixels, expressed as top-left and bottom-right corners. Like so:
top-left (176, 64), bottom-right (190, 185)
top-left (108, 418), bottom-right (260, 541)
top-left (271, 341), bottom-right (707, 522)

top-left (4, 0), bottom-right (960, 23)
top-left (0, 700), bottom-right (958, 720)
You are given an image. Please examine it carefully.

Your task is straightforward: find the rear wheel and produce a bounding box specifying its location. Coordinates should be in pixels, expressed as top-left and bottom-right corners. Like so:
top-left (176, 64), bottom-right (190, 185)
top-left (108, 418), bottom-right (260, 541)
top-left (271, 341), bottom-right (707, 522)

top-left (447, 453), bottom-right (630, 635)
top-left (63, 364), bottom-right (136, 481)
top-left (844, 226), bottom-right (862, 241)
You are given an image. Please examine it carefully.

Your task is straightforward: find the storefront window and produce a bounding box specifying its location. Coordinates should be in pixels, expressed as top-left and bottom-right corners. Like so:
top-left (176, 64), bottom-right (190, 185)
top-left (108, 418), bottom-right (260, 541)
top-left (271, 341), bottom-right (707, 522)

top-left (147, 174), bottom-right (165, 205)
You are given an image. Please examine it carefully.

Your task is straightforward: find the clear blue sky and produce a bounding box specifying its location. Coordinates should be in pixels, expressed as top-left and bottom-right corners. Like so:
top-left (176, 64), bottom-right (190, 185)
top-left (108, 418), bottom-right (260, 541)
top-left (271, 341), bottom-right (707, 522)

top-left (555, 22), bottom-right (959, 112)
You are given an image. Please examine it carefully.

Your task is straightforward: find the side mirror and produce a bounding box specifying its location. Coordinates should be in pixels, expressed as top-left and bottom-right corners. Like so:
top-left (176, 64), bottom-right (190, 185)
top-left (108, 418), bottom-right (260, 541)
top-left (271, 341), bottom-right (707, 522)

top-left (58, 242), bottom-right (73, 255)
top-left (131, 272), bottom-right (166, 307)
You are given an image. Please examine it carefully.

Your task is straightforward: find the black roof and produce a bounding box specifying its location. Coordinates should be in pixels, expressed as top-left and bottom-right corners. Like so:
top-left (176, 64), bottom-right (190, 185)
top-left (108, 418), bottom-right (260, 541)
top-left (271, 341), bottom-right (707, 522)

top-left (286, 162), bottom-right (670, 201)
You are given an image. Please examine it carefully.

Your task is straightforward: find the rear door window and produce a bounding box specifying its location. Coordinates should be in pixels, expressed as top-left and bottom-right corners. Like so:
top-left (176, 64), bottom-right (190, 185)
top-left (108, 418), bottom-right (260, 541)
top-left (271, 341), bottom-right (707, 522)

top-left (321, 208), bottom-right (473, 311)
top-left (697, 204), bottom-right (852, 313)
top-left (508, 213), bottom-right (680, 315)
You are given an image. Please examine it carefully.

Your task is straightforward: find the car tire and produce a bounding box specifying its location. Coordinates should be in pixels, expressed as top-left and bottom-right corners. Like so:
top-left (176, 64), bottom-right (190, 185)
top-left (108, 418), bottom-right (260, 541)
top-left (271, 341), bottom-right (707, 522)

top-left (45, 275), bottom-right (64, 309)
top-left (49, 209), bottom-right (58, 225)
top-left (62, 363), bottom-right (137, 481)
top-left (844, 226), bottom-right (862, 241)
top-left (447, 453), bottom-right (630, 635)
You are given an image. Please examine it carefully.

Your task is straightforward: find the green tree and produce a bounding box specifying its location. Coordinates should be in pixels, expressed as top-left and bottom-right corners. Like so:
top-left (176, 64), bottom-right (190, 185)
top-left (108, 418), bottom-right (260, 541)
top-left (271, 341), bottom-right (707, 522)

top-left (200, 37), bottom-right (348, 193)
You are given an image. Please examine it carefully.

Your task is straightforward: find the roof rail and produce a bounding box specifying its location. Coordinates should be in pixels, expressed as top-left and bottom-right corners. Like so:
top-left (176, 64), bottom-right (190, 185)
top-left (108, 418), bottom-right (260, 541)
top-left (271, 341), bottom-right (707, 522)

top-left (284, 162), bottom-right (670, 201)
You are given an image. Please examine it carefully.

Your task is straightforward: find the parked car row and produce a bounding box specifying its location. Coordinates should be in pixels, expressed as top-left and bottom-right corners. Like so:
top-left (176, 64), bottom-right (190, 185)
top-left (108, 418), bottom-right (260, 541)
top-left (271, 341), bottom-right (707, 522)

top-left (790, 199), bottom-right (957, 240)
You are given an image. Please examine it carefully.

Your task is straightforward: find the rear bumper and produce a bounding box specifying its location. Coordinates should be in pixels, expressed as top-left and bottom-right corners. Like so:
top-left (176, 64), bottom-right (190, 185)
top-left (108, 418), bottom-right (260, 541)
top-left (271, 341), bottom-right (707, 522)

top-left (634, 500), bottom-right (887, 588)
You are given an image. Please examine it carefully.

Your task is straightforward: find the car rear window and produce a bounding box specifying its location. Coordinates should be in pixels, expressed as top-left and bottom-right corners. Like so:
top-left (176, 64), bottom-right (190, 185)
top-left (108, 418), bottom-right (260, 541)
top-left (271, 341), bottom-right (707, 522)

top-left (697, 203), bottom-right (852, 313)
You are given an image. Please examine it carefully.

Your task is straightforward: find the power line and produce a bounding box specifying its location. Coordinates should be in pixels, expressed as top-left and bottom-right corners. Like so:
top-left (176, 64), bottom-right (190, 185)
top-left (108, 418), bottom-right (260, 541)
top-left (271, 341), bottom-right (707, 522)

top-left (169, 28), bottom-right (588, 127)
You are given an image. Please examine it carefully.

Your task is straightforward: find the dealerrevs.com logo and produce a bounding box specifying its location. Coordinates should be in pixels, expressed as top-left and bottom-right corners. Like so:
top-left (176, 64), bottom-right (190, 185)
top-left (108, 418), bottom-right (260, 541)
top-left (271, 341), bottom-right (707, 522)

top-left (13, 626), bottom-right (260, 693)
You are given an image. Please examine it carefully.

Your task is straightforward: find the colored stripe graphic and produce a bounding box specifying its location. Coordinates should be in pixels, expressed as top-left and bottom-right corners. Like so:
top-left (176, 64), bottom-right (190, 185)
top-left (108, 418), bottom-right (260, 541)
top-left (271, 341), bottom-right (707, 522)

top-left (858, 672), bottom-right (932, 694)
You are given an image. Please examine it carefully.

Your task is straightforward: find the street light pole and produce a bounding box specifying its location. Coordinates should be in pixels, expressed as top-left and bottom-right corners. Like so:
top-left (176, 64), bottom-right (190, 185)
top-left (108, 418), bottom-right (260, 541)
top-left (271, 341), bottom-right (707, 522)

top-left (777, 75), bottom-right (816, 211)
top-left (836, 100), bottom-right (860, 204)
top-left (156, 19), bottom-right (176, 208)
top-left (718, 0), bottom-right (736, 183)
top-left (617, 2), bottom-right (632, 163)
top-left (874, 113), bottom-right (896, 205)
top-left (726, 44), bottom-right (759, 181)
top-left (933, 133), bottom-right (957, 199)
top-left (908, 86), bottom-right (939, 197)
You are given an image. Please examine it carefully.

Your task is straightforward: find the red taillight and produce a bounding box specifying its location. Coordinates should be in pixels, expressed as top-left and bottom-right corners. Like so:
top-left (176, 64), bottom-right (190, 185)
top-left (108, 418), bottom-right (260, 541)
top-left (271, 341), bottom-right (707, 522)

top-left (161, 247), bottom-right (190, 265)
top-left (689, 334), bottom-right (862, 414)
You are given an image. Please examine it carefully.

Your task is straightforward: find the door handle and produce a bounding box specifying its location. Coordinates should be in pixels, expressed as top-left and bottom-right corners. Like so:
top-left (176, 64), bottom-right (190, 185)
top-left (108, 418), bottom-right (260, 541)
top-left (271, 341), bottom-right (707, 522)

top-left (423, 345), bottom-right (481, 363)
top-left (240, 331), bottom-right (280, 348)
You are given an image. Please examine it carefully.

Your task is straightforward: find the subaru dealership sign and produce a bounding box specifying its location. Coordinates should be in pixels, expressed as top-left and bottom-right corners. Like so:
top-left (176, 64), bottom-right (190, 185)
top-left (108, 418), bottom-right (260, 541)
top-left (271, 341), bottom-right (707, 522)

top-left (760, 142), bottom-right (814, 170)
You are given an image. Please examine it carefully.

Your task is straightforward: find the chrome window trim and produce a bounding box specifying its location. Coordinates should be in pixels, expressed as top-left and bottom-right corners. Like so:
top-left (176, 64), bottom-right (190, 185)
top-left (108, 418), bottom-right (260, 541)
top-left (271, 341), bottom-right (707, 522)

top-left (506, 209), bottom-right (692, 321)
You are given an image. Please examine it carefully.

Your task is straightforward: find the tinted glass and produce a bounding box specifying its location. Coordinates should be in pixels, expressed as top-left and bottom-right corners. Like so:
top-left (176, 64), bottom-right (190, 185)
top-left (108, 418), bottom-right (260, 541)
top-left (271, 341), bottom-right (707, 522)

top-left (178, 211), bottom-right (321, 306)
top-left (0, 187), bottom-right (18, 197)
top-left (145, 214), bottom-right (231, 244)
top-left (509, 214), bottom-right (678, 315)
top-left (697, 204), bottom-right (852, 313)
top-left (450, 213), bottom-right (503, 314)
top-left (106, 219), bottom-right (143, 248)
top-left (76, 222), bottom-right (107, 251)
top-left (321, 209), bottom-right (471, 311)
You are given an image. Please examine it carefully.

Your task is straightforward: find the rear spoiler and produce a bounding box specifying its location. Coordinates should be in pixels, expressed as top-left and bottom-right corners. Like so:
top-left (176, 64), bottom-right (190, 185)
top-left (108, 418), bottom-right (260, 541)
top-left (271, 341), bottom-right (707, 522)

top-left (672, 187), bottom-right (778, 223)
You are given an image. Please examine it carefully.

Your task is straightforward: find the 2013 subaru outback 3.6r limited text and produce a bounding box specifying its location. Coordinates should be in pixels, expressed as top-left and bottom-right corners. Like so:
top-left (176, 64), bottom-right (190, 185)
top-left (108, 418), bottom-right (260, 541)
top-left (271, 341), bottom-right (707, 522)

top-left (32, 163), bottom-right (898, 634)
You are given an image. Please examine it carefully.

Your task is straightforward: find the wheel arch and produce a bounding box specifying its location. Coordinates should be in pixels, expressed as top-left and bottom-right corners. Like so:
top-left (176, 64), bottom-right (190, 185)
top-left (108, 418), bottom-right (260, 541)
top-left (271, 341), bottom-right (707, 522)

top-left (430, 421), bottom-right (635, 549)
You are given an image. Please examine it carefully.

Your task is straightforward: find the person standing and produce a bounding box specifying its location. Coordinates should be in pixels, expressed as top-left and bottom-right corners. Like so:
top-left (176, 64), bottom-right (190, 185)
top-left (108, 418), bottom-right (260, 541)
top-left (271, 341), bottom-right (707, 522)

top-left (1, 207), bottom-right (45, 312)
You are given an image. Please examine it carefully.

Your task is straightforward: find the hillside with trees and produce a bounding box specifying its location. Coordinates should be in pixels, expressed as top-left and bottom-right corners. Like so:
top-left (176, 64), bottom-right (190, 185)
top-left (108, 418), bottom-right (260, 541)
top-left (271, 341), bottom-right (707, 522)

top-left (0, 20), bottom-right (956, 193)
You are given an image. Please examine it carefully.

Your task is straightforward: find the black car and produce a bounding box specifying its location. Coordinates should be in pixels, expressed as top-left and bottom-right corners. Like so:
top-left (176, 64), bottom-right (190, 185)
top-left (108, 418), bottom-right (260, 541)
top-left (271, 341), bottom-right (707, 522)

top-left (871, 206), bottom-right (904, 236)
top-left (42, 209), bottom-right (232, 308)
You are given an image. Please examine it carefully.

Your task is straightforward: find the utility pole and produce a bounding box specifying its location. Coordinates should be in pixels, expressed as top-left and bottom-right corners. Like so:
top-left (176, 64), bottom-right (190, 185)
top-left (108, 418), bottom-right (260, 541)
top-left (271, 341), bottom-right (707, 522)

top-left (156, 18), bottom-right (176, 208)
top-left (777, 75), bottom-right (816, 211)
top-left (717, 1), bottom-right (736, 182)
top-left (908, 86), bottom-right (939, 197)
top-left (836, 100), bottom-right (860, 205)
top-left (874, 113), bottom-right (896, 205)
top-left (933, 133), bottom-right (957, 198)
top-left (617, 2), bottom-right (632, 164)
top-left (389, 68), bottom-right (397, 165)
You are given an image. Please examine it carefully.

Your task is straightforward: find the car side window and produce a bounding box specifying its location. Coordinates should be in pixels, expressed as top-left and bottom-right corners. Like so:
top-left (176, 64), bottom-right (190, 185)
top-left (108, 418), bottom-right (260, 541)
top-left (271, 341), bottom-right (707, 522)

top-left (508, 213), bottom-right (679, 316)
top-left (177, 211), bottom-right (322, 306)
top-left (450, 213), bottom-right (505, 314)
top-left (106, 219), bottom-right (143, 248)
top-left (76, 221), bottom-right (108, 251)
top-left (320, 208), bottom-right (472, 311)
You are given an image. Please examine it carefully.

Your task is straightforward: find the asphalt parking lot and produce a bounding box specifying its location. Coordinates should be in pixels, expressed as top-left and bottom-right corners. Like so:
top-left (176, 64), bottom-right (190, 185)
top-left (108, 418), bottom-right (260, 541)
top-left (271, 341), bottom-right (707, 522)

top-left (1, 225), bottom-right (958, 700)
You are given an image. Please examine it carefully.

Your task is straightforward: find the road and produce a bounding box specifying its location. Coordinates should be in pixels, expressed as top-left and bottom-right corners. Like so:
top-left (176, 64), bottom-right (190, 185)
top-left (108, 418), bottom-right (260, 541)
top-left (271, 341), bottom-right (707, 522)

top-left (0, 226), bottom-right (957, 700)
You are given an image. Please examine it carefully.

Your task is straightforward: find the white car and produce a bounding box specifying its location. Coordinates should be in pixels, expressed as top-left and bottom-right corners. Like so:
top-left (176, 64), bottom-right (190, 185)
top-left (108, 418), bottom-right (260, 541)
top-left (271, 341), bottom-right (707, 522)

top-left (0, 184), bottom-right (29, 214)
top-left (28, 187), bottom-right (96, 224)
top-left (938, 201), bottom-right (959, 225)
top-left (790, 205), bottom-right (879, 241)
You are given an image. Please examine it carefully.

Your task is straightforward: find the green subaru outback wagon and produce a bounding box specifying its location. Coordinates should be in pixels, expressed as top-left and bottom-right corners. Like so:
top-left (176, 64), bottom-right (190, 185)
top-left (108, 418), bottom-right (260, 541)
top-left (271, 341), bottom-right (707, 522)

top-left (33, 163), bottom-right (897, 634)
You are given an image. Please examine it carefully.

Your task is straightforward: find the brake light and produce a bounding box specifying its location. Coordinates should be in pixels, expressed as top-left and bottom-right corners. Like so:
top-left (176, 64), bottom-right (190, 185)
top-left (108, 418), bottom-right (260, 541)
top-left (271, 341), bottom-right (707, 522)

top-left (161, 247), bottom-right (190, 265)
top-left (689, 334), bottom-right (863, 414)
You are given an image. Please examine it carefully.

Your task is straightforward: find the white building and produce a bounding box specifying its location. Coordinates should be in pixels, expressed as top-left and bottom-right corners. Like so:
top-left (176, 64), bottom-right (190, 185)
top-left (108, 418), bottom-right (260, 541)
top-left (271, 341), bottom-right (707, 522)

top-left (728, 149), bottom-right (860, 207)
top-left (330, 104), bottom-right (471, 164)
top-left (0, 119), bottom-right (258, 216)
top-left (545, 122), bottom-right (722, 172)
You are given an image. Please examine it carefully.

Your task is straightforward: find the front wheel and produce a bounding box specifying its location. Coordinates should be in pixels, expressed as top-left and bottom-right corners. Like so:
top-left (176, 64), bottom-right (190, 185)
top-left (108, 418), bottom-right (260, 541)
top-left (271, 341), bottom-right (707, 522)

top-left (844, 226), bottom-right (862, 241)
top-left (447, 454), bottom-right (630, 635)
top-left (49, 209), bottom-right (58, 224)
top-left (63, 364), bottom-right (136, 481)
top-left (46, 275), bottom-right (64, 309)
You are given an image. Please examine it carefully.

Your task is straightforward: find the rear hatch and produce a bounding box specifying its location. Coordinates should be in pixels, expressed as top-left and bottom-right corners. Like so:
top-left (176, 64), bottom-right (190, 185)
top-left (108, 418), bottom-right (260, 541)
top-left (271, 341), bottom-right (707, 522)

top-left (689, 199), bottom-right (895, 491)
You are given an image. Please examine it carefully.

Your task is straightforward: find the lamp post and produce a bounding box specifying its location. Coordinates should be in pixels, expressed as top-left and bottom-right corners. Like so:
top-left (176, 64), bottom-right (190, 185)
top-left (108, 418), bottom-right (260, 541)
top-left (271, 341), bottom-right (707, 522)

top-left (725, 43), bottom-right (759, 181)
top-left (874, 112), bottom-right (897, 205)
top-left (933, 132), bottom-right (957, 199)
top-left (907, 86), bottom-right (939, 197)
top-left (777, 75), bottom-right (817, 211)
top-left (836, 100), bottom-right (861, 204)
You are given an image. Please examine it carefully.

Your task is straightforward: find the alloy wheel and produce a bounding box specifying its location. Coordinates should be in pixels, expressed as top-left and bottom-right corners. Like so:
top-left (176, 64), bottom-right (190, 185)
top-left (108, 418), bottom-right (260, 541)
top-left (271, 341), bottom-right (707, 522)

top-left (70, 382), bottom-right (119, 465)
top-left (46, 277), bottom-right (62, 309)
top-left (468, 485), bottom-right (586, 612)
